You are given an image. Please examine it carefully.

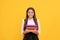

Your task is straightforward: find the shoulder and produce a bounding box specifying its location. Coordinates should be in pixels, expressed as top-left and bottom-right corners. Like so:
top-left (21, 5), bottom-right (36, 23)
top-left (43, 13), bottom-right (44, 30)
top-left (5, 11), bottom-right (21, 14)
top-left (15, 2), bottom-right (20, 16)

top-left (37, 19), bottom-right (40, 22)
top-left (22, 19), bottom-right (24, 21)
top-left (37, 19), bottom-right (41, 24)
top-left (22, 19), bottom-right (25, 22)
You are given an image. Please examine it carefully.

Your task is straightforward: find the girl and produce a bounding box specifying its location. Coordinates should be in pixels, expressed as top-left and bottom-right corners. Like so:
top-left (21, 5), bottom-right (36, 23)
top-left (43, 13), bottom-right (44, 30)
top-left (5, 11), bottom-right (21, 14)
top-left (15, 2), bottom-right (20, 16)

top-left (22, 7), bottom-right (40, 40)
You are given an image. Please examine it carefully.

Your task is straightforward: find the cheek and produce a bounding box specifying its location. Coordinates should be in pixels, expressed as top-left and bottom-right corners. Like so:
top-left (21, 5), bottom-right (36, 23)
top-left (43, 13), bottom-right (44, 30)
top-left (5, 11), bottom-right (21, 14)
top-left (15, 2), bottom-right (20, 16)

top-left (30, 13), bottom-right (34, 17)
top-left (31, 13), bottom-right (34, 16)
top-left (28, 13), bottom-right (30, 16)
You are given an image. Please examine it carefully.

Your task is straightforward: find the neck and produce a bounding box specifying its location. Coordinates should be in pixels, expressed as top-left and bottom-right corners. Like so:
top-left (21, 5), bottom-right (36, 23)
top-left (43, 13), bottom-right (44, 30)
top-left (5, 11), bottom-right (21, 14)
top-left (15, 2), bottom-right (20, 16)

top-left (28, 17), bottom-right (33, 20)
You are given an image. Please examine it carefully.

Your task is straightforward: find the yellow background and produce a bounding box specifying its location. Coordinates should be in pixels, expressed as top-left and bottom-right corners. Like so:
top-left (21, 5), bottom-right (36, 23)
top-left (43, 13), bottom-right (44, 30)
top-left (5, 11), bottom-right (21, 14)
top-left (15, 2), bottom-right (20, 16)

top-left (0, 0), bottom-right (60, 40)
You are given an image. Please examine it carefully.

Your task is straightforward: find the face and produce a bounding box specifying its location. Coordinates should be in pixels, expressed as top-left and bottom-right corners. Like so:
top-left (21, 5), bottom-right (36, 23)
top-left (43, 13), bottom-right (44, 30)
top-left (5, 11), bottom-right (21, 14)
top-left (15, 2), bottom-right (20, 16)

top-left (28, 9), bottom-right (34, 18)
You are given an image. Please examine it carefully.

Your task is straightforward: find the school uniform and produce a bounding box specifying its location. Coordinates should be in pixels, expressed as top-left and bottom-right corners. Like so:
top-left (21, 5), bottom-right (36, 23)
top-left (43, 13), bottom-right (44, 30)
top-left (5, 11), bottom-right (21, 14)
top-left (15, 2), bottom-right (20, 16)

top-left (21, 18), bottom-right (40, 40)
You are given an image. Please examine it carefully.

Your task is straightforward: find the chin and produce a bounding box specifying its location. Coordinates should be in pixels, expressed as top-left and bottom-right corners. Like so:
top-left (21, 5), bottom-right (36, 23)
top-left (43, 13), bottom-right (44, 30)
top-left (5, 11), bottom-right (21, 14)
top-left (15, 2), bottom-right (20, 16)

top-left (29, 16), bottom-right (33, 18)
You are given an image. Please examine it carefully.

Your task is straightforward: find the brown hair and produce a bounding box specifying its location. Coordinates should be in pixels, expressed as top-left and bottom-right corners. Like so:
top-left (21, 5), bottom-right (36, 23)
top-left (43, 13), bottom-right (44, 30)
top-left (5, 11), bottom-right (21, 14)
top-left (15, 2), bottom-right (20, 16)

top-left (24, 7), bottom-right (38, 30)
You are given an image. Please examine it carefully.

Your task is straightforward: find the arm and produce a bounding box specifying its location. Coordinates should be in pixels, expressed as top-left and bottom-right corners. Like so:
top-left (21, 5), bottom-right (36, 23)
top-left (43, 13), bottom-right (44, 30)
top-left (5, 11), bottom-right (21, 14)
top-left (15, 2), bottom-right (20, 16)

top-left (23, 29), bottom-right (32, 35)
top-left (21, 19), bottom-right (24, 34)
top-left (37, 19), bottom-right (40, 34)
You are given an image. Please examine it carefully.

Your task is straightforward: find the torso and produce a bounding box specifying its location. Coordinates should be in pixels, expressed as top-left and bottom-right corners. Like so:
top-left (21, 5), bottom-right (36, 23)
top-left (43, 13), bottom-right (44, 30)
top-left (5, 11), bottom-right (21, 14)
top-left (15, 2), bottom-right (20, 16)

top-left (25, 18), bottom-right (38, 30)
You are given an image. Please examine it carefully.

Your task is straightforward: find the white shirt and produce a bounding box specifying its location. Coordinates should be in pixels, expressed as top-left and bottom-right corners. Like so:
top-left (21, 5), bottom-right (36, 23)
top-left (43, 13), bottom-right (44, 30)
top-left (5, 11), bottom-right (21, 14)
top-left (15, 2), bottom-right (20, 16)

top-left (21, 18), bottom-right (40, 34)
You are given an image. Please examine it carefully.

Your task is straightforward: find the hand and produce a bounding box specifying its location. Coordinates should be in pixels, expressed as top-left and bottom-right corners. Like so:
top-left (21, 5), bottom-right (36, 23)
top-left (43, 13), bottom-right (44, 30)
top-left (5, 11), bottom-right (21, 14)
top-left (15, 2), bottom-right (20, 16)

top-left (23, 29), bottom-right (30, 35)
top-left (31, 30), bottom-right (37, 32)
top-left (25, 29), bottom-right (32, 32)
top-left (31, 30), bottom-right (39, 35)
top-left (25, 29), bottom-right (29, 32)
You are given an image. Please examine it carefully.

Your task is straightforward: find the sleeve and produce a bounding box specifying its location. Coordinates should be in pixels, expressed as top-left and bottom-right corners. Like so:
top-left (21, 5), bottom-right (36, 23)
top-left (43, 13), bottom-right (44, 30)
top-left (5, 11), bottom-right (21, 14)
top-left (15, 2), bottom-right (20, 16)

top-left (37, 19), bottom-right (40, 34)
top-left (21, 19), bottom-right (24, 34)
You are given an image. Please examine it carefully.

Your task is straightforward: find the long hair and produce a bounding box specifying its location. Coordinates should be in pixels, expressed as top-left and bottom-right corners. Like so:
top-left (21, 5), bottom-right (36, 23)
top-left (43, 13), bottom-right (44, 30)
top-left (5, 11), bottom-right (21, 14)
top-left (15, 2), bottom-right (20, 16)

top-left (24, 7), bottom-right (38, 30)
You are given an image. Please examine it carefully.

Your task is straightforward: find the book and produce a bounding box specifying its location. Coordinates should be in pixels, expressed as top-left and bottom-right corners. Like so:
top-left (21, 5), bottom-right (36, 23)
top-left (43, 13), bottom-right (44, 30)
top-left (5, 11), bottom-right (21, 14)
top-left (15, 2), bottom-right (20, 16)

top-left (26, 25), bottom-right (38, 30)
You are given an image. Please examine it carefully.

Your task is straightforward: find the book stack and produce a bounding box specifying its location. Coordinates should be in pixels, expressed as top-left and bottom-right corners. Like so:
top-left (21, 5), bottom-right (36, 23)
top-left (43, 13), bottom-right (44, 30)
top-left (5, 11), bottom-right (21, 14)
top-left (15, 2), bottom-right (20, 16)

top-left (26, 25), bottom-right (38, 30)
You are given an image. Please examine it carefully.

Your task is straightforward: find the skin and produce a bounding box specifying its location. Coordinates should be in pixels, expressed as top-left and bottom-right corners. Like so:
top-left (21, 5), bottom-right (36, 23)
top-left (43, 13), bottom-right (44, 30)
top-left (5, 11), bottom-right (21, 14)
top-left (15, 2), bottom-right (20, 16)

top-left (23, 9), bottom-right (39, 35)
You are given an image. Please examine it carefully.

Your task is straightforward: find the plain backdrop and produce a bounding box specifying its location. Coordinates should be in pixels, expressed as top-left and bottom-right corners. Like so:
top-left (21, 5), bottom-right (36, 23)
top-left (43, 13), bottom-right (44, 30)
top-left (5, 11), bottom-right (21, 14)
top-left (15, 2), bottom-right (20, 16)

top-left (0, 0), bottom-right (60, 40)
